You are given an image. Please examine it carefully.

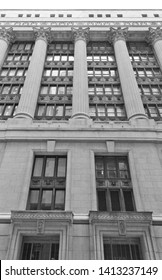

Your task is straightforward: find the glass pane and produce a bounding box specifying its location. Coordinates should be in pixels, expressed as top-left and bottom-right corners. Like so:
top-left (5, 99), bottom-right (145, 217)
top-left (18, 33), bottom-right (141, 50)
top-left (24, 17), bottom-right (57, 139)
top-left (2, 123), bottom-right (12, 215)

top-left (4, 105), bottom-right (13, 116)
top-left (67, 70), bottom-right (73, 76)
top-left (106, 158), bottom-right (116, 178)
top-left (2, 86), bottom-right (10, 94)
top-left (45, 158), bottom-right (55, 177)
top-left (89, 106), bottom-right (96, 117)
top-left (97, 106), bottom-right (105, 117)
top-left (33, 157), bottom-right (43, 177)
top-left (44, 69), bottom-right (51, 76)
top-left (57, 158), bottom-right (66, 177)
top-left (108, 55), bottom-right (115, 61)
top-left (143, 86), bottom-right (151, 95)
top-left (55, 106), bottom-right (63, 117)
top-left (25, 43), bottom-right (32, 50)
top-left (107, 106), bottom-right (115, 117)
top-left (21, 55), bottom-right (28, 61)
top-left (11, 86), bottom-right (19, 95)
top-left (96, 158), bottom-right (104, 178)
top-left (151, 86), bottom-right (160, 95)
top-left (98, 190), bottom-right (107, 211)
top-left (52, 69), bottom-right (58, 76)
top-left (16, 69), bottom-right (24, 76)
top-left (59, 70), bottom-right (66, 76)
top-left (58, 86), bottom-right (65, 95)
top-left (123, 190), bottom-right (134, 211)
top-left (110, 190), bottom-right (121, 211)
top-left (14, 55), bottom-right (21, 61)
top-left (46, 106), bottom-right (54, 116)
top-left (49, 86), bottom-right (56, 95)
top-left (37, 105), bottom-right (45, 116)
top-left (95, 70), bottom-right (101, 76)
top-left (68, 55), bottom-right (74, 61)
top-left (103, 70), bottom-right (109, 76)
top-left (104, 244), bottom-right (112, 259)
top-left (54, 55), bottom-right (60, 61)
top-left (65, 106), bottom-right (72, 117)
top-left (88, 87), bottom-right (95, 95)
top-left (96, 86), bottom-right (103, 95)
top-left (61, 55), bottom-right (67, 61)
top-left (66, 86), bottom-right (72, 95)
top-left (138, 70), bottom-right (145, 77)
top-left (87, 56), bottom-right (93, 61)
top-left (46, 55), bottom-right (53, 61)
top-left (7, 55), bottom-right (14, 61)
top-left (93, 55), bottom-right (100, 61)
top-left (55, 190), bottom-right (65, 210)
top-left (31, 243), bottom-right (42, 260)
top-left (1, 69), bottom-right (8, 76)
top-left (18, 44), bottom-right (24, 50)
top-left (22, 243), bottom-right (32, 260)
top-left (149, 106), bottom-right (158, 117)
top-left (110, 70), bottom-right (116, 76)
top-left (0, 105), bottom-right (4, 115)
top-left (101, 55), bottom-right (107, 61)
top-left (146, 70), bottom-right (153, 77)
top-left (51, 243), bottom-right (59, 260)
top-left (113, 86), bottom-right (121, 95)
top-left (105, 86), bottom-right (112, 95)
top-left (40, 86), bottom-right (48, 95)
top-left (41, 190), bottom-right (52, 210)
top-left (8, 69), bottom-right (16, 76)
top-left (117, 106), bottom-right (125, 117)
top-left (29, 190), bottom-right (39, 210)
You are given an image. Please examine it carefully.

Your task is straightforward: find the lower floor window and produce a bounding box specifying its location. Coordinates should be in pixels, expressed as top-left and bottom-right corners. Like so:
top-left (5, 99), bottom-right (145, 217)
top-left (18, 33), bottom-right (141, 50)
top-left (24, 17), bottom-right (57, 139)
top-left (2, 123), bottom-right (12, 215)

top-left (104, 238), bottom-right (142, 260)
top-left (21, 236), bottom-right (59, 260)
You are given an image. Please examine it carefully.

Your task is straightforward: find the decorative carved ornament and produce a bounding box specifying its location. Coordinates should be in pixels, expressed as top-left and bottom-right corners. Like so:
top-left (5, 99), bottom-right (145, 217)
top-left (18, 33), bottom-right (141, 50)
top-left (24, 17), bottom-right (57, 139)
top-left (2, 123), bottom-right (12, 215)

top-left (33, 27), bottom-right (51, 43)
top-left (109, 27), bottom-right (128, 44)
top-left (0, 27), bottom-right (15, 43)
top-left (89, 211), bottom-right (152, 224)
top-left (72, 27), bottom-right (90, 43)
top-left (147, 27), bottom-right (162, 44)
top-left (11, 210), bottom-right (73, 223)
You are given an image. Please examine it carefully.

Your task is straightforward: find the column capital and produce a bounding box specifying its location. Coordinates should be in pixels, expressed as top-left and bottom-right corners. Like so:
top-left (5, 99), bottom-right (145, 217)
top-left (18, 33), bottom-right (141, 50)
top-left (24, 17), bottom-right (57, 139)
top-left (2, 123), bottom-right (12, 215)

top-left (72, 27), bottom-right (90, 43)
top-left (33, 27), bottom-right (51, 44)
top-left (0, 27), bottom-right (15, 44)
top-left (147, 27), bottom-right (162, 45)
top-left (109, 27), bottom-right (128, 44)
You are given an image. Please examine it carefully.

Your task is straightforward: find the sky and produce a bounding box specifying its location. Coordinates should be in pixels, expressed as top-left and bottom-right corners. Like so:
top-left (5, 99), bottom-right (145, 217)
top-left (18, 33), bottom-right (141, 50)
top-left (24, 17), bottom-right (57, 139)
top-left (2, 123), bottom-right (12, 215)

top-left (0, 0), bottom-right (162, 10)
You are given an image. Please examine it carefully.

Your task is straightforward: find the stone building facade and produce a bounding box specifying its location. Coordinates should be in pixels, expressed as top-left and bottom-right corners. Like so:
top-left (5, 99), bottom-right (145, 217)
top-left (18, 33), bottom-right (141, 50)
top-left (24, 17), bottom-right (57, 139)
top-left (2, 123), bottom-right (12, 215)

top-left (0, 9), bottom-right (162, 260)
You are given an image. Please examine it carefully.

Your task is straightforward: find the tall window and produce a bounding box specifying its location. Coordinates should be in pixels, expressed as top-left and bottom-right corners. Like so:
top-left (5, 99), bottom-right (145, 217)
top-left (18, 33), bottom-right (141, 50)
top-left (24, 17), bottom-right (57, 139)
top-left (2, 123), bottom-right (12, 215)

top-left (104, 238), bottom-right (142, 260)
top-left (95, 156), bottom-right (135, 211)
top-left (21, 236), bottom-right (59, 260)
top-left (27, 156), bottom-right (67, 210)
top-left (87, 42), bottom-right (126, 121)
top-left (35, 42), bottom-right (74, 120)
top-left (128, 41), bottom-right (162, 120)
top-left (0, 42), bottom-right (34, 119)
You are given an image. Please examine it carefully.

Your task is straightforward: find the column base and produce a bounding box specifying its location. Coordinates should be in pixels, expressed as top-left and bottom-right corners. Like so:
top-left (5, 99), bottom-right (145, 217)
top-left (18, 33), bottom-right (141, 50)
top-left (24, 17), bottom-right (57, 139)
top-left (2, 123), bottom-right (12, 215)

top-left (14, 112), bottom-right (33, 119)
top-left (128, 113), bottom-right (148, 120)
top-left (71, 112), bottom-right (90, 119)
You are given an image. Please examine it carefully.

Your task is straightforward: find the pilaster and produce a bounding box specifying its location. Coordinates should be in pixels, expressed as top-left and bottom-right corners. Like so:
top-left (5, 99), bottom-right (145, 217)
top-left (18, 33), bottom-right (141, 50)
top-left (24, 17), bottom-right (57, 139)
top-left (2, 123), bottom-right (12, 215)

top-left (109, 27), bottom-right (147, 120)
top-left (14, 27), bottom-right (51, 119)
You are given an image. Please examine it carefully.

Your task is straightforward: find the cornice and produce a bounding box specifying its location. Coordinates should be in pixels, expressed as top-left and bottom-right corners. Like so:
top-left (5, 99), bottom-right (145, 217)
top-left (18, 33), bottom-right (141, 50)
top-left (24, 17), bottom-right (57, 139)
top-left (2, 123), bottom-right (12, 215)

top-left (0, 21), bottom-right (162, 28)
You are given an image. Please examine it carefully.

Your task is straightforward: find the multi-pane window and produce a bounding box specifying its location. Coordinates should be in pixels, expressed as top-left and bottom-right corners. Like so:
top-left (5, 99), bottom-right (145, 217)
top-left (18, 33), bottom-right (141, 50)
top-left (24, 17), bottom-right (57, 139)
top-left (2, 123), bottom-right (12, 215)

top-left (27, 156), bottom-right (67, 210)
top-left (21, 236), bottom-right (59, 260)
top-left (128, 41), bottom-right (162, 120)
top-left (35, 42), bottom-right (74, 120)
top-left (104, 238), bottom-right (142, 260)
top-left (87, 42), bottom-right (126, 121)
top-left (95, 156), bottom-right (135, 212)
top-left (0, 42), bottom-right (34, 119)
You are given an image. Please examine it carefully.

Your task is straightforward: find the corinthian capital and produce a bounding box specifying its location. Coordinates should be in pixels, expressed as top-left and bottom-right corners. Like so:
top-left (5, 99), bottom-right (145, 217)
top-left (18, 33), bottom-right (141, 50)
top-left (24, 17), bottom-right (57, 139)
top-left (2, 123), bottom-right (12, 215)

top-left (0, 27), bottom-right (15, 44)
top-left (72, 27), bottom-right (90, 43)
top-left (33, 27), bottom-right (51, 43)
top-left (109, 27), bottom-right (128, 44)
top-left (147, 27), bottom-right (162, 45)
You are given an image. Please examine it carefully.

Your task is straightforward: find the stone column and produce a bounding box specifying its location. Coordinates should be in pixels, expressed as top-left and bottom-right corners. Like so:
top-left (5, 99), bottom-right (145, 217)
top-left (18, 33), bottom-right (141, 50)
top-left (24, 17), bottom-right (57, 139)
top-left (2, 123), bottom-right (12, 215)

top-left (71, 27), bottom-right (90, 119)
top-left (0, 28), bottom-right (14, 69)
top-left (109, 27), bottom-right (147, 120)
top-left (14, 27), bottom-right (51, 119)
top-left (148, 27), bottom-right (162, 72)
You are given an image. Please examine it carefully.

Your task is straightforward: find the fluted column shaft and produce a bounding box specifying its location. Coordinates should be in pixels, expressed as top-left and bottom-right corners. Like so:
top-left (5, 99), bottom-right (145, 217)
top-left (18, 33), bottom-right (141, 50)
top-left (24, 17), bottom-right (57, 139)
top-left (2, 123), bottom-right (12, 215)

top-left (72, 27), bottom-right (89, 119)
top-left (15, 28), bottom-right (51, 119)
top-left (0, 28), bottom-right (14, 69)
top-left (148, 27), bottom-right (162, 72)
top-left (110, 28), bottom-right (147, 120)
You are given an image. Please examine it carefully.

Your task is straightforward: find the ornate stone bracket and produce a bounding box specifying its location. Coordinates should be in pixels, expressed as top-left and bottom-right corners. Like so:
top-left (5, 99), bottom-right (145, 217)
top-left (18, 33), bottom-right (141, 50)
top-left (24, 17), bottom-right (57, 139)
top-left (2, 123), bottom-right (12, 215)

top-left (147, 27), bottom-right (162, 45)
top-left (71, 27), bottom-right (90, 43)
top-left (108, 27), bottom-right (128, 44)
top-left (0, 27), bottom-right (15, 44)
top-left (33, 27), bottom-right (52, 44)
